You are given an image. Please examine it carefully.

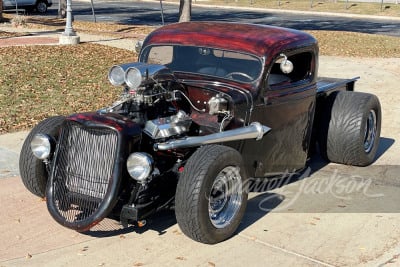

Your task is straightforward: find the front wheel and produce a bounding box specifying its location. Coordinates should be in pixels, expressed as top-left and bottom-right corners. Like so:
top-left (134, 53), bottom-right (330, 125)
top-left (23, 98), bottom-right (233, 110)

top-left (175, 145), bottom-right (248, 244)
top-left (19, 116), bottom-right (65, 197)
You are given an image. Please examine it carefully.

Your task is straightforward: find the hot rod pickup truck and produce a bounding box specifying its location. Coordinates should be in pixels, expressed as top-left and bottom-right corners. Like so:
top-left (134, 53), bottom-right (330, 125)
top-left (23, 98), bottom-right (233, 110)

top-left (19, 22), bottom-right (381, 244)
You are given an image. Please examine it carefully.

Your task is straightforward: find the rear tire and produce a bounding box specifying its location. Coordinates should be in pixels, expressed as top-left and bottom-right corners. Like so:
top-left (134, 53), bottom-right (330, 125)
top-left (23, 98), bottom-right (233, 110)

top-left (175, 145), bottom-right (248, 244)
top-left (319, 91), bottom-right (381, 166)
top-left (19, 116), bottom-right (65, 197)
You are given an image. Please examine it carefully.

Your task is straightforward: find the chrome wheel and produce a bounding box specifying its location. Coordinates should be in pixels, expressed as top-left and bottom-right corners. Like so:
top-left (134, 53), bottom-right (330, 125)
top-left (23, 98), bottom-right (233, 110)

top-left (364, 109), bottom-right (377, 153)
top-left (208, 166), bottom-right (243, 229)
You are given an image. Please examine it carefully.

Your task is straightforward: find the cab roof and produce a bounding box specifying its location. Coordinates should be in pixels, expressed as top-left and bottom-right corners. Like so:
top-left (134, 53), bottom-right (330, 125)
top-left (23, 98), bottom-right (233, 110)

top-left (143, 22), bottom-right (317, 58)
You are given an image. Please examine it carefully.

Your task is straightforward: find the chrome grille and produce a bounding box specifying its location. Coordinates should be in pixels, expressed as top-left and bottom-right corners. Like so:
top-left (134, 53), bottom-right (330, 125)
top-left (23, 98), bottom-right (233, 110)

top-left (50, 121), bottom-right (118, 225)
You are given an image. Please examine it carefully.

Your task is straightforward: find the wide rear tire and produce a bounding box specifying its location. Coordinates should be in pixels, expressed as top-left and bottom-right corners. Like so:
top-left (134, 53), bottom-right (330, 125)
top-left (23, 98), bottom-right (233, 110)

top-left (19, 116), bottom-right (65, 197)
top-left (319, 91), bottom-right (381, 166)
top-left (175, 145), bottom-right (248, 244)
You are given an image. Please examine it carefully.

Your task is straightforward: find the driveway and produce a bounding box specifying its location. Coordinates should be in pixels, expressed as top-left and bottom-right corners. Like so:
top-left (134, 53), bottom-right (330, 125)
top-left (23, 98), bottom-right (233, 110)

top-left (0, 56), bottom-right (399, 266)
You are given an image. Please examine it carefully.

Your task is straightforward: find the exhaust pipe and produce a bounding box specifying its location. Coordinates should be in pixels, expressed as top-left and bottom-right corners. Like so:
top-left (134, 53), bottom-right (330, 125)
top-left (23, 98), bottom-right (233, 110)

top-left (154, 122), bottom-right (270, 151)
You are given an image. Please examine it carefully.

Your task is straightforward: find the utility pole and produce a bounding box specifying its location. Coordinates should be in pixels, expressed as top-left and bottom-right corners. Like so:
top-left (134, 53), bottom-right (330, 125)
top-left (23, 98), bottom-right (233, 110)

top-left (59, 0), bottom-right (80, 45)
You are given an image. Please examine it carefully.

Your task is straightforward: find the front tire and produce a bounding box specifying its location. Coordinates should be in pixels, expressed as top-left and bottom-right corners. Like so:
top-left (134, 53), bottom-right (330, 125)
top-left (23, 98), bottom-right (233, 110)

top-left (19, 116), bottom-right (65, 197)
top-left (319, 91), bottom-right (381, 166)
top-left (175, 145), bottom-right (248, 244)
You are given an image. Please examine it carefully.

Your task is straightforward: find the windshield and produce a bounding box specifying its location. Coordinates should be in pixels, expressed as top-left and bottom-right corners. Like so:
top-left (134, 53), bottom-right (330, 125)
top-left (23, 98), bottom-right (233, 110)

top-left (141, 45), bottom-right (262, 83)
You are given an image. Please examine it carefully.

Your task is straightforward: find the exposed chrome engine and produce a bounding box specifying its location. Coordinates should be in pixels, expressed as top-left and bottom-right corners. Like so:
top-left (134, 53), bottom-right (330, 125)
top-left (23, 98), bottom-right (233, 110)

top-left (144, 110), bottom-right (192, 139)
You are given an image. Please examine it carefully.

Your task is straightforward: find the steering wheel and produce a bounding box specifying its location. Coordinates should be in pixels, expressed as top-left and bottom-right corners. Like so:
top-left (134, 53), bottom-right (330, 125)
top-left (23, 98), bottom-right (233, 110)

top-left (225, 72), bottom-right (253, 82)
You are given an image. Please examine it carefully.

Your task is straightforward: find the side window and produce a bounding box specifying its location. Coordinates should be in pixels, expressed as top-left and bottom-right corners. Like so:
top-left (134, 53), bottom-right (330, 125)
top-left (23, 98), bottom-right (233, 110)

top-left (268, 52), bottom-right (313, 87)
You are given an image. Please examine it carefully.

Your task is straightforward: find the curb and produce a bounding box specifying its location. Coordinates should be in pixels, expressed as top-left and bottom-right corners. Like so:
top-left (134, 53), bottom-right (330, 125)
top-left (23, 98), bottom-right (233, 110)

top-left (0, 35), bottom-right (59, 47)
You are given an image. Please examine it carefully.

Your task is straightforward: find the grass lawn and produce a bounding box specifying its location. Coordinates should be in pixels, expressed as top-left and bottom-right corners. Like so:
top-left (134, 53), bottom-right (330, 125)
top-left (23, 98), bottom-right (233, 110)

top-left (0, 44), bottom-right (136, 133)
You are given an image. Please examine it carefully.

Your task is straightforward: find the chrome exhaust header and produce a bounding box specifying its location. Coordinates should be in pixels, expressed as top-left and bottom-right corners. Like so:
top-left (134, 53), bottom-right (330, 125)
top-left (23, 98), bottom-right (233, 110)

top-left (154, 122), bottom-right (271, 151)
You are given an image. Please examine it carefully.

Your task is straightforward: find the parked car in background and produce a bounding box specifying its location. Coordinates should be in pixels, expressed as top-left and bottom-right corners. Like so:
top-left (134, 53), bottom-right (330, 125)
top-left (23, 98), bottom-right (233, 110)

top-left (3, 0), bottom-right (52, 14)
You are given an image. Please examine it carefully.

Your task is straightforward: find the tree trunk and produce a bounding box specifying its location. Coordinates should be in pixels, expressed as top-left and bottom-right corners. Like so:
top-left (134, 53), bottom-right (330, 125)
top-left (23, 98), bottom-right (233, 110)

top-left (58, 0), bottom-right (67, 18)
top-left (179, 0), bottom-right (192, 22)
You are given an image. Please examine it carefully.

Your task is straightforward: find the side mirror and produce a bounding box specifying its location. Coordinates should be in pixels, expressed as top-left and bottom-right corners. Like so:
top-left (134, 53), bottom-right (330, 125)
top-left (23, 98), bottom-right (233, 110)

top-left (279, 54), bottom-right (294, 74)
top-left (135, 41), bottom-right (143, 54)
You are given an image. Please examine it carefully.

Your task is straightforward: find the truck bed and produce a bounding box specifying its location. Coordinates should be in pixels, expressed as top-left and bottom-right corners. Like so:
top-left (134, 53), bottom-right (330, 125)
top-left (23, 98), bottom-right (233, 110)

top-left (316, 77), bottom-right (359, 95)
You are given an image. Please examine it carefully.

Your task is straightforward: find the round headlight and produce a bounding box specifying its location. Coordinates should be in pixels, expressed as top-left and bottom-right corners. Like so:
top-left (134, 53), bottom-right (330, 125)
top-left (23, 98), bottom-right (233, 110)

top-left (127, 153), bottom-right (153, 182)
top-left (125, 67), bottom-right (142, 89)
top-left (108, 65), bottom-right (126, 86)
top-left (31, 134), bottom-right (52, 160)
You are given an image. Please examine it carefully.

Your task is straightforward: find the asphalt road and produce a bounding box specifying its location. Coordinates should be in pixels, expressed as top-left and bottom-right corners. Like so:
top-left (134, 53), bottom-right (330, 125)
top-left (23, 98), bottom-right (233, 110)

top-left (40, 0), bottom-right (400, 36)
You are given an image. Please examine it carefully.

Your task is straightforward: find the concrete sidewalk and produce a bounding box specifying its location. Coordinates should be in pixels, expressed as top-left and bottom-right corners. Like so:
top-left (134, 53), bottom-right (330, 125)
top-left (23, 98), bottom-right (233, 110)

top-left (0, 24), bottom-right (141, 51)
top-left (1, 23), bottom-right (400, 267)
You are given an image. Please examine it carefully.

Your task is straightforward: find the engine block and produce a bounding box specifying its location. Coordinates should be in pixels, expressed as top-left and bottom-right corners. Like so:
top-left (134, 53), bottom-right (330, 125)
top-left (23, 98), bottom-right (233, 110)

top-left (144, 111), bottom-right (192, 139)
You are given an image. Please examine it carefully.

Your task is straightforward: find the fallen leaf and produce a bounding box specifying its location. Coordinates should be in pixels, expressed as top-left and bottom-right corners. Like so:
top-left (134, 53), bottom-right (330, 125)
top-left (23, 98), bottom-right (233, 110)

top-left (133, 262), bottom-right (144, 266)
top-left (119, 234), bottom-right (126, 239)
top-left (208, 262), bottom-right (216, 267)
top-left (176, 256), bottom-right (186, 261)
top-left (172, 229), bottom-right (182, 235)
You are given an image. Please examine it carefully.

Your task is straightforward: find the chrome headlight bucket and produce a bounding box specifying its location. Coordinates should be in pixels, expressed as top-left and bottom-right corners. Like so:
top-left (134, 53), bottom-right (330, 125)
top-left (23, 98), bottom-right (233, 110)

top-left (31, 134), bottom-right (52, 160)
top-left (127, 152), bottom-right (153, 182)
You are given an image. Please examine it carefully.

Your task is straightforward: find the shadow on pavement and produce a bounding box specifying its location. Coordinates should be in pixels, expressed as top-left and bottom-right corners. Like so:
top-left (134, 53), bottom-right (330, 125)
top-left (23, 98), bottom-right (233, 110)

top-left (82, 209), bottom-right (177, 238)
top-left (375, 137), bottom-right (395, 161)
top-left (80, 137), bottom-right (395, 238)
top-left (237, 192), bottom-right (283, 233)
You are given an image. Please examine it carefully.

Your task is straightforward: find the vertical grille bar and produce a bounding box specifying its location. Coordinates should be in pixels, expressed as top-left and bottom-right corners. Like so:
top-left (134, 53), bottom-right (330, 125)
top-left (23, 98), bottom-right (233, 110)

top-left (50, 121), bottom-right (119, 225)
